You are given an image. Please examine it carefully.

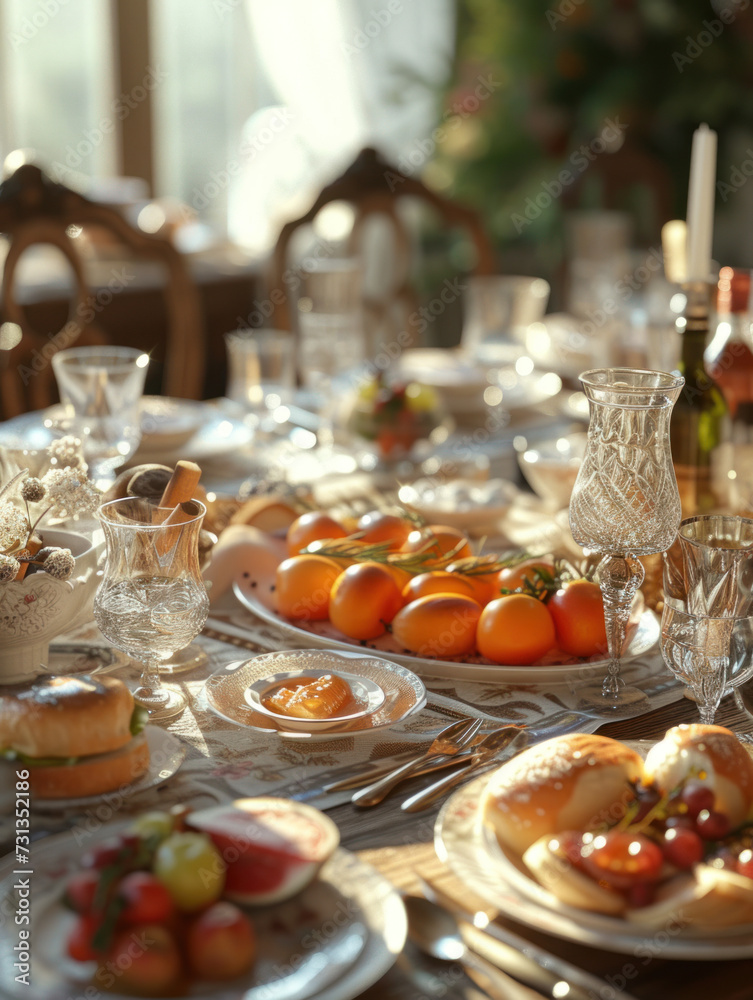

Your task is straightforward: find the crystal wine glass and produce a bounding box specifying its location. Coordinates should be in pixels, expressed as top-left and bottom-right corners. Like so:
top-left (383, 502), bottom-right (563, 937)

top-left (569, 368), bottom-right (684, 714)
top-left (94, 497), bottom-right (209, 720)
top-left (662, 514), bottom-right (753, 724)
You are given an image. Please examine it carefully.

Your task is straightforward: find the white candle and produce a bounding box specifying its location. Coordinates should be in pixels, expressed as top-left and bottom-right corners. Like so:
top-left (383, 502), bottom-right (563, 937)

top-left (685, 123), bottom-right (717, 282)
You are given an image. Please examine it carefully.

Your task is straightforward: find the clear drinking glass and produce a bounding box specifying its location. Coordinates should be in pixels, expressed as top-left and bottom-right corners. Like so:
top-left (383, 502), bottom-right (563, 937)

top-left (461, 275), bottom-right (550, 365)
top-left (569, 368), bottom-right (684, 714)
top-left (52, 346), bottom-right (149, 484)
top-left (662, 514), bottom-right (753, 724)
top-left (224, 328), bottom-right (296, 417)
top-left (296, 258), bottom-right (365, 404)
top-left (94, 497), bottom-right (209, 721)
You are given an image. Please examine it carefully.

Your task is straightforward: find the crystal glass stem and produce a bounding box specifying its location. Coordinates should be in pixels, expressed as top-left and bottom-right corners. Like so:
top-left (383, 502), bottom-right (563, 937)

top-left (599, 554), bottom-right (645, 699)
top-left (136, 657), bottom-right (169, 708)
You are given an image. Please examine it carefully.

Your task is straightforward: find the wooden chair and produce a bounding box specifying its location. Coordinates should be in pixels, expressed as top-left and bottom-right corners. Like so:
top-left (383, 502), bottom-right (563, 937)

top-left (269, 147), bottom-right (496, 351)
top-left (0, 163), bottom-right (205, 419)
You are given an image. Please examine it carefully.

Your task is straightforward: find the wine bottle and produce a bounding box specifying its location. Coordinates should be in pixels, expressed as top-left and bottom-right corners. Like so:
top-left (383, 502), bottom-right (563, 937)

top-left (705, 266), bottom-right (753, 417)
top-left (670, 281), bottom-right (729, 516)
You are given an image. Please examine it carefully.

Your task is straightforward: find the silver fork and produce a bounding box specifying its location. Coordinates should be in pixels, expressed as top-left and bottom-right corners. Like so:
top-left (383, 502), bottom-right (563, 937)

top-left (351, 717), bottom-right (483, 807)
top-left (401, 728), bottom-right (527, 813)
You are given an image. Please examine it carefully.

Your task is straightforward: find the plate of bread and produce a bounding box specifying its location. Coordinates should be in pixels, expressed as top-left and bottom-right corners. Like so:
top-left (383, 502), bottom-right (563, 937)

top-left (436, 724), bottom-right (753, 957)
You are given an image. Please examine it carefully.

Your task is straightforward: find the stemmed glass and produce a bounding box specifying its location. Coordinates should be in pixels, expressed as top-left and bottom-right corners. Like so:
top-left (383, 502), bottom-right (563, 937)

top-left (569, 368), bottom-right (684, 714)
top-left (662, 514), bottom-right (753, 724)
top-left (94, 497), bottom-right (210, 720)
top-left (51, 346), bottom-right (149, 486)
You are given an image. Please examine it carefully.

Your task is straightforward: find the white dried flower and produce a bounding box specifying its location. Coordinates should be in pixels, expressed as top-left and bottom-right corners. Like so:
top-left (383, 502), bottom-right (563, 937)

top-left (0, 553), bottom-right (20, 582)
top-left (0, 500), bottom-right (28, 551)
top-left (41, 469), bottom-right (102, 519)
top-left (20, 477), bottom-right (45, 503)
top-left (41, 547), bottom-right (75, 580)
top-left (48, 435), bottom-right (86, 470)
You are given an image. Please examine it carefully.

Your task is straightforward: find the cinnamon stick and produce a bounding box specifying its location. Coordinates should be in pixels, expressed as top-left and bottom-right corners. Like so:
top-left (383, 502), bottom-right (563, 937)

top-left (156, 500), bottom-right (202, 556)
top-left (159, 461), bottom-right (202, 508)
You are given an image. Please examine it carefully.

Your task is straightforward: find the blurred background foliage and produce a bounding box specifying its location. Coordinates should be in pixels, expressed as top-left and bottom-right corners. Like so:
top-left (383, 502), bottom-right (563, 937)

top-left (429, 0), bottom-right (753, 274)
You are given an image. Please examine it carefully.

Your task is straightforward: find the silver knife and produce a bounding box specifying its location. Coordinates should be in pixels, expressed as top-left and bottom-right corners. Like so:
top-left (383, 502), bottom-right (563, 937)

top-left (419, 876), bottom-right (641, 1000)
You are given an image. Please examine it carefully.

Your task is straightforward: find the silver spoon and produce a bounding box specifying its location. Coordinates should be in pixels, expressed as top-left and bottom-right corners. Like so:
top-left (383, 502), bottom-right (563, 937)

top-left (404, 895), bottom-right (557, 1000)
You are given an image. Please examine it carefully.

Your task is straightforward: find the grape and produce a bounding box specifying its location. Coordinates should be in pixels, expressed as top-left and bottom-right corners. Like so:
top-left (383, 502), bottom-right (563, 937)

top-left (696, 809), bottom-right (731, 840)
top-left (130, 811), bottom-right (175, 843)
top-left (680, 781), bottom-right (715, 819)
top-left (662, 827), bottom-right (704, 869)
top-left (153, 832), bottom-right (226, 912)
top-left (664, 815), bottom-right (696, 831)
top-left (736, 850), bottom-right (753, 880)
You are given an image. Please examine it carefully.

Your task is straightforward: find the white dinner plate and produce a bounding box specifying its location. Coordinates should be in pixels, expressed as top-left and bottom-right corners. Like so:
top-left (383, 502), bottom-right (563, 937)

top-left (26, 726), bottom-right (186, 812)
top-left (0, 821), bottom-right (407, 1000)
top-left (232, 576), bottom-right (661, 684)
top-left (204, 651), bottom-right (427, 739)
top-left (435, 771), bottom-right (753, 959)
top-left (0, 400), bottom-right (252, 467)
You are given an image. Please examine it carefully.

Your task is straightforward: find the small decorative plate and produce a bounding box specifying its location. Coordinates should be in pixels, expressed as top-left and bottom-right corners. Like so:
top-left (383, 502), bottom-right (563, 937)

top-left (204, 649), bottom-right (426, 739)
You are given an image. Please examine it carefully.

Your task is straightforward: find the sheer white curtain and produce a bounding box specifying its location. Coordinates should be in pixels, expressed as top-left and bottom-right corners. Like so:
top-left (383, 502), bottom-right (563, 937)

top-left (228, 0), bottom-right (456, 253)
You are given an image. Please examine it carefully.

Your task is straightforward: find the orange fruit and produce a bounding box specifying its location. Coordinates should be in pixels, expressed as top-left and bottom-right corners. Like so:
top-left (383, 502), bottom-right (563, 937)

top-left (497, 558), bottom-right (556, 601)
top-left (391, 594), bottom-right (482, 658)
top-left (400, 525), bottom-right (472, 564)
top-left (275, 554), bottom-right (342, 621)
top-left (402, 571), bottom-right (477, 603)
top-left (329, 562), bottom-right (404, 640)
top-left (476, 594), bottom-right (556, 665)
top-left (547, 579), bottom-right (607, 658)
top-left (356, 511), bottom-right (414, 550)
top-left (444, 561), bottom-right (499, 606)
top-left (286, 512), bottom-right (348, 556)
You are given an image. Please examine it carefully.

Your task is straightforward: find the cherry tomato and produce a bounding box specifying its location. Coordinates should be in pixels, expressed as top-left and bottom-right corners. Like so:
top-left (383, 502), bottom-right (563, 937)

top-left (476, 595), bottom-right (556, 665)
top-left (391, 594), bottom-right (482, 658)
top-left (400, 525), bottom-right (472, 564)
top-left (66, 913), bottom-right (104, 962)
top-left (497, 559), bottom-right (555, 600)
top-left (118, 871), bottom-right (176, 925)
top-left (275, 554), bottom-right (342, 621)
top-left (582, 830), bottom-right (664, 890)
top-left (402, 571), bottom-right (476, 603)
top-left (546, 579), bottom-right (607, 658)
top-left (63, 870), bottom-right (101, 915)
top-left (329, 563), bottom-right (404, 640)
top-left (81, 833), bottom-right (143, 871)
top-left (356, 511), bottom-right (413, 550)
top-left (286, 512), bottom-right (347, 556)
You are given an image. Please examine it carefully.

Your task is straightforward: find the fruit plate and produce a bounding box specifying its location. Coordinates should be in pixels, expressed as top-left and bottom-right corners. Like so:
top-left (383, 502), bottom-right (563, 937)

top-left (0, 822), bottom-right (407, 1000)
top-left (434, 770), bottom-right (753, 959)
top-left (0, 727), bottom-right (186, 813)
top-left (203, 650), bottom-right (426, 739)
top-left (232, 575), bottom-right (661, 685)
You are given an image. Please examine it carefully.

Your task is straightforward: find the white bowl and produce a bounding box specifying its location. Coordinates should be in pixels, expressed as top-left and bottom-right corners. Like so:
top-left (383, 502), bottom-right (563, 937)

top-left (0, 529), bottom-right (101, 684)
top-left (518, 432), bottom-right (587, 510)
top-left (245, 657), bottom-right (385, 732)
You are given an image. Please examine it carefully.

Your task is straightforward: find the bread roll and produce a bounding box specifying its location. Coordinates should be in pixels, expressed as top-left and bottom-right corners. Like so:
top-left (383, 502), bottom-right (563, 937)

top-left (0, 675), bottom-right (136, 758)
top-left (0, 675), bottom-right (150, 800)
top-left (481, 733), bottom-right (644, 855)
top-left (643, 724), bottom-right (753, 828)
top-left (27, 733), bottom-right (150, 799)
